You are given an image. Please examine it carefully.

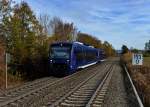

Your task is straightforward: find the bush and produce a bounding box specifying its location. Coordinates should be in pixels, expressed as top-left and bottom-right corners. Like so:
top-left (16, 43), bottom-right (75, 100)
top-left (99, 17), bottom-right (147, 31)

top-left (121, 53), bottom-right (150, 107)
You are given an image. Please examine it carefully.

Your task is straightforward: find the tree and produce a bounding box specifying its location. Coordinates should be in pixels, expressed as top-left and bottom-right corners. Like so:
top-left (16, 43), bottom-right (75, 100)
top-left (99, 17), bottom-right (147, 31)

top-left (77, 33), bottom-right (115, 56)
top-left (50, 17), bottom-right (77, 42)
top-left (121, 45), bottom-right (129, 54)
top-left (0, 0), bottom-right (12, 23)
top-left (6, 1), bottom-right (48, 78)
top-left (145, 40), bottom-right (150, 51)
top-left (77, 32), bottom-right (102, 48)
top-left (131, 48), bottom-right (139, 53)
top-left (38, 14), bottom-right (51, 35)
top-left (144, 40), bottom-right (150, 56)
top-left (0, 0), bottom-right (12, 45)
top-left (103, 41), bottom-right (116, 56)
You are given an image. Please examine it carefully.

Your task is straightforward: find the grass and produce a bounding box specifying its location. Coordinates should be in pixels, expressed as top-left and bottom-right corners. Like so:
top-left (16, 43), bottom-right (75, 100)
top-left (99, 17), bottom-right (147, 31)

top-left (144, 57), bottom-right (150, 67)
top-left (0, 48), bottom-right (23, 90)
top-left (0, 69), bottom-right (23, 90)
top-left (144, 57), bottom-right (150, 61)
top-left (121, 53), bottom-right (150, 107)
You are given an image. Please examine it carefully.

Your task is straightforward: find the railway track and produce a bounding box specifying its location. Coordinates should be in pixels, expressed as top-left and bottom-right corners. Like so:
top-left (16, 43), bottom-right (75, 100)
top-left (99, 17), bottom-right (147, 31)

top-left (50, 63), bottom-right (114, 107)
top-left (33, 63), bottom-right (109, 107)
top-left (1, 77), bottom-right (59, 96)
top-left (0, 57), bottom-right (140, 107)
top-left (87, 64), bottom-right (114, 107)
top-left (0, 62), bottom-right (107, 107)
top-left (0, 77), bottom-right (59, 106)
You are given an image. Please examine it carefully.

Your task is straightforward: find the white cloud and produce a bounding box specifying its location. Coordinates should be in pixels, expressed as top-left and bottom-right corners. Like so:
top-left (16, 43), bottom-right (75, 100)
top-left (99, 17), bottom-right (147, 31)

top-left (13, 0), bottom-right (150, 49)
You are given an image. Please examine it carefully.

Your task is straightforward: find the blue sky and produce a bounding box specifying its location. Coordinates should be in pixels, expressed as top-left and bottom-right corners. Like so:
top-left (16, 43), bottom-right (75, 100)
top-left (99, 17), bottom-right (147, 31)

top-left (14, 0), bottom-right (150, 49)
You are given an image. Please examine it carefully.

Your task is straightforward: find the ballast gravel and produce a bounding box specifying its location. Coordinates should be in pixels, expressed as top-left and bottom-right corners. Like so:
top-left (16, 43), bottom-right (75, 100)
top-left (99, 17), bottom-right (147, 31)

top-left (102, 63), bottom-right (139, 107)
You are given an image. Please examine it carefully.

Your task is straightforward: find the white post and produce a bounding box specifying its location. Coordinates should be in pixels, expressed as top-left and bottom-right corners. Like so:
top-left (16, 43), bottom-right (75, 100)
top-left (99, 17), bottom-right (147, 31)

top-left (5, 52), bottom-right (7, 89)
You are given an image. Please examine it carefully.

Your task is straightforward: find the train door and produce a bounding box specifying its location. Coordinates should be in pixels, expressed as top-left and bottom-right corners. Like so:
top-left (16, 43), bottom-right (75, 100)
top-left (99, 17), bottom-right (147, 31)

top-left (70, 45), bottom-right (77, 72)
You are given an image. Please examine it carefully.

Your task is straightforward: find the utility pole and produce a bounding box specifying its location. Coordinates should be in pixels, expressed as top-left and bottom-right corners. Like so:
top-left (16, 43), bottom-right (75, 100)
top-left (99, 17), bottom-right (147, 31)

top-left (5, 51), bottom-right (7, 89)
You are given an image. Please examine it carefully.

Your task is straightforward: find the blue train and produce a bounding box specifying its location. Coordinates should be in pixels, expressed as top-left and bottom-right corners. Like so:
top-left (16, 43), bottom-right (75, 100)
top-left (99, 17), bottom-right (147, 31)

top-left (49, 42), bottom-right (105, 76)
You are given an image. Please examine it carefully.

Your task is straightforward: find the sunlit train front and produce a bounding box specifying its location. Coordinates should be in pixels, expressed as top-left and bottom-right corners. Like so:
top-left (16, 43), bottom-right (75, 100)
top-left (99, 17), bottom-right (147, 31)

top-left (49, 42), bottom-right (105, 76)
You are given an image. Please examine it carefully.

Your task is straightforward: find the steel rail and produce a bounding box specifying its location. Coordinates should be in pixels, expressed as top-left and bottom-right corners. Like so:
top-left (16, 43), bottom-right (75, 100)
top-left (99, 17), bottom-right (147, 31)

top-left (50, 63), bottom-right (112, 107)
top-left (86, 64), bottom-right (115, 107)
top-left (0, 62), bottom-right (102, 106)
top-left (124, 65), bottom-right (144, 107)
top-left (2, 77), bottom-right (58, 95)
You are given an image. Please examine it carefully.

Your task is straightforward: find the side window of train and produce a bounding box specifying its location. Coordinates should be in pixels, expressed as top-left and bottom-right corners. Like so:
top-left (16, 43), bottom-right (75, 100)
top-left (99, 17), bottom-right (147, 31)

top-left (74, 47), bottom-right (83, 61)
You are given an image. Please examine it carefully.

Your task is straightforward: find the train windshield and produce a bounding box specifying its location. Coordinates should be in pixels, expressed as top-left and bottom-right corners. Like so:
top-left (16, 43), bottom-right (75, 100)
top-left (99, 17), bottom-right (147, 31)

top-left (50, 46), bottom-right (71, 59)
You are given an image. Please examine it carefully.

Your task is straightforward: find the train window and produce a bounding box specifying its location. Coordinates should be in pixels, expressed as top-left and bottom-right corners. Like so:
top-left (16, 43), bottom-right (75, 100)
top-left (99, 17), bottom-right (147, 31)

top-left (74, 46), bottom-right (98, 63)
top-left (85, 50), bottom-right (97, 61)
top-left (74, 47), bottom-right (84, 61)
top-left (50, 46), bottom-right (71, 59)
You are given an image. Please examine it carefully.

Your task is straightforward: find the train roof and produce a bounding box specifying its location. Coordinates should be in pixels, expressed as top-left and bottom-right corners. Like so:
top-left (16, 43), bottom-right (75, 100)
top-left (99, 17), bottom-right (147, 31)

top-left (51, 41), bottom-right (96, 48)
top-left (51, 42), bottom-right (72, 45)
top-left (50, 42), bottom-right (105, 52)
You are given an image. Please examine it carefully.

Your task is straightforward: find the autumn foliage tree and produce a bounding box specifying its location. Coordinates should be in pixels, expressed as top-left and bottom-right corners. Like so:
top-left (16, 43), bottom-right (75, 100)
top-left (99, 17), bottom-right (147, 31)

top-left (77, 33), bottom-right (102, 48)
top-left (5, 1), bottom-right (48, 79)
top-left (0, 0), bottom-right (12, 46)
top-left (77, 33), bottom-right (115, 56)
top-left (0, 0), bottom-right (13, 73)
top-left (103, 41), bottom-right (116, 56)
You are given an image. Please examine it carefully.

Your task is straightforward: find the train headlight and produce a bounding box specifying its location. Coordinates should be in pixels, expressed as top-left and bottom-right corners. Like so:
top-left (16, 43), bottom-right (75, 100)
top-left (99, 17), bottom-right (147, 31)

top-left (67, 60), bottom-right (69, 62)
top-left (50, 60), bottom-right (52, 63)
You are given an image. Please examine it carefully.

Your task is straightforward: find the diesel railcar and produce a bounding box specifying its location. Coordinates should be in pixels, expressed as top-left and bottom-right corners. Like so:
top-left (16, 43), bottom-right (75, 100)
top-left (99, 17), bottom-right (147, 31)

top-left (49, 42), bottom-right (105, 76)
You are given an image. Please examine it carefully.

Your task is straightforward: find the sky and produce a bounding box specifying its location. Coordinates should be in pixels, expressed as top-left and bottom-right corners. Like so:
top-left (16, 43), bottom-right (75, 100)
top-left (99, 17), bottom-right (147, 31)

top-left (14, 0), bottom-right (150, 50)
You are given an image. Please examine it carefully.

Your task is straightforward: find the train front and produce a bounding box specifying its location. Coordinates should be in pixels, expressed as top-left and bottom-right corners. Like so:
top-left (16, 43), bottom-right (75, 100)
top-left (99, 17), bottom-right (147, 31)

top-left (49, 43), bottom-right (72, 76)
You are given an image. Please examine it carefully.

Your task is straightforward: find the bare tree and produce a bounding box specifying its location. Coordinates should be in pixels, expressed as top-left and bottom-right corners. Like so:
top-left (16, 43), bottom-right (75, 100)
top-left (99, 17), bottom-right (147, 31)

top-left (50, 17), bottom-right (77, 42)
top-left (38, 14), bottom-right (51, 35)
